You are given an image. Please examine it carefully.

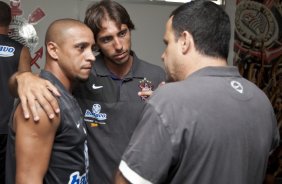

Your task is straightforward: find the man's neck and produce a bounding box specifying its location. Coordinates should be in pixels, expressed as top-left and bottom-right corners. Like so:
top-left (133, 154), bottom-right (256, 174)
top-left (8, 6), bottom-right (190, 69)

top-left (184, 54), bottom-right (228, 80)
top-left (44, 63), bottom-right (72, 93)
top-left (104, 55), bottom-right (133, 79)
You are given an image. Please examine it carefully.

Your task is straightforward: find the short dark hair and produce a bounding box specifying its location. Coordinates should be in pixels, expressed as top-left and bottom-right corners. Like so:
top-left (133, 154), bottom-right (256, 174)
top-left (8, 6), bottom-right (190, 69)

top-left (0, 1), bottom-right (12, 27)
top-left (84, 0), bottom-right (135, 39)
top-left (170, 0), bottom-right (230, 59)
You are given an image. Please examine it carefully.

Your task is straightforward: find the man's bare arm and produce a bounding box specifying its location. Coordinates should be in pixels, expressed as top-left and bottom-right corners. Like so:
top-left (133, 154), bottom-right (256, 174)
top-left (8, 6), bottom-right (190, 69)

top-left (9, 46), bottom-right (31, 97)
top-left (114, 170), bottom-right (130, 184)
top-left (13, 101), bottom-right (60, 184)
top-left (8, 46), bottom-right (60, 121)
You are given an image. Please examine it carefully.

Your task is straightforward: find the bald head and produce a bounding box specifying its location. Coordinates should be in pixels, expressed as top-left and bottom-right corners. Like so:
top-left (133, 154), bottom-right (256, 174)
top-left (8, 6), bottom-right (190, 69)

top-left (45, 18), bottom-right (92, 46)
top-left (43, 18), bottom-right (95, 88)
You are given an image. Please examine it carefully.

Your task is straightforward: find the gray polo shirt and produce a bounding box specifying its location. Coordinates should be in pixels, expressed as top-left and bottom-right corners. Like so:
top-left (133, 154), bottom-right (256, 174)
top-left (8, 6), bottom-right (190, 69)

top-left (120, 66), bottom-right (279, 184)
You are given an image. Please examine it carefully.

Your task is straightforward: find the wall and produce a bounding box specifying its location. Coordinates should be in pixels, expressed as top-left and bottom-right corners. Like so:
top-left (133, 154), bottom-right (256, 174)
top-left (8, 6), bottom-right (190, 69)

top-left (3, 0), bottom-right (235, 73)
top-left (3, 0), bottom-right (81, 73)
top-left (225, 0), bottom-right (236, 65)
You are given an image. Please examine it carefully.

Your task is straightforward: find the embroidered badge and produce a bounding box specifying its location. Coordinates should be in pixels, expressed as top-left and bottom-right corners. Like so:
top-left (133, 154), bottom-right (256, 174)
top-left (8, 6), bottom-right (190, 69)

top-left (139, 78), bottom-right (153, 101)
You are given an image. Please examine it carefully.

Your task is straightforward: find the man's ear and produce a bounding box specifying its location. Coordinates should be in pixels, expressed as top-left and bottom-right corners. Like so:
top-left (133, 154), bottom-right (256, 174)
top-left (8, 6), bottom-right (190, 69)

top-left (47, 41), bottom-right (59, 60)
top-left (180, 31), bottom-right (193, 54)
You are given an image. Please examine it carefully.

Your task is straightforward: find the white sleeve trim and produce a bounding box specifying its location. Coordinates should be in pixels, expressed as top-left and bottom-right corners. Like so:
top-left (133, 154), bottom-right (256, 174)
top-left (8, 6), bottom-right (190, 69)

top-left (119, 160), bottom-right (153, 184)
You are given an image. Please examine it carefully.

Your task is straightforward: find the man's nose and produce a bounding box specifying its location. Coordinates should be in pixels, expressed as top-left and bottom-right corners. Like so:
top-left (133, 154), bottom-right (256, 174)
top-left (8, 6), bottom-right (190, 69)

top-left (87, 49), bottom-right (96, 62)
top-left (113, 38), bottom-right (123, 51)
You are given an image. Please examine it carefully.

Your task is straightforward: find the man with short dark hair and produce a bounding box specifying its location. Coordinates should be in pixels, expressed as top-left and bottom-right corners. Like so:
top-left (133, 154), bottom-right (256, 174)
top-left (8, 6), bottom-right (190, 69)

top-left (75, 2), bottom-right (165, 183)
top-left (115, 1), bottom-right (280, 184)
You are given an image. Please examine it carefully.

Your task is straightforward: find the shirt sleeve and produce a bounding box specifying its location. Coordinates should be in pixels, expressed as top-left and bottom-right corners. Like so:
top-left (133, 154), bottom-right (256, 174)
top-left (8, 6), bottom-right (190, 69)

top-left (119, 103), bottom-right (173, 184)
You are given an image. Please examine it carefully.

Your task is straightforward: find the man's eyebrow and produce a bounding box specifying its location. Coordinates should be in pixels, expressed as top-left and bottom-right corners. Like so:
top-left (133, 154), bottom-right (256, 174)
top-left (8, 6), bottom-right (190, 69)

top-left (99, 35), bottom-right (112, 40)
top-left (74, 42), bottom-right (87, 46)
top-left (119, 28), bottom-right (128, 32)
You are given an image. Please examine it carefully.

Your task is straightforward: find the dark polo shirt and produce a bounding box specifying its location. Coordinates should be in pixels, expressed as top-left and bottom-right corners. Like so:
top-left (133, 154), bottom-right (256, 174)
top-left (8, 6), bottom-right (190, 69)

top-left (74, 51), bottom-right (166, 184)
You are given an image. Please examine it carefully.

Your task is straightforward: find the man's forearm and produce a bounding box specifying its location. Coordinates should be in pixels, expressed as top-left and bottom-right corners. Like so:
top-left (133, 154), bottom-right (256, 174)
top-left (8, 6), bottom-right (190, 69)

top-left (114, 170), bottom-right (130, 184)
top-left (8, 71), bottom-right (32, 97)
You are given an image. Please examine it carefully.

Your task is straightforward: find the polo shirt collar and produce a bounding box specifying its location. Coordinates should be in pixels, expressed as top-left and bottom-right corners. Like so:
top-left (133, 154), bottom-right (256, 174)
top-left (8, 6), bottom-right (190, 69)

top-left (188, 66), bottom-right (241, 79)
top-left (93, 51), bottom-right (144, 79)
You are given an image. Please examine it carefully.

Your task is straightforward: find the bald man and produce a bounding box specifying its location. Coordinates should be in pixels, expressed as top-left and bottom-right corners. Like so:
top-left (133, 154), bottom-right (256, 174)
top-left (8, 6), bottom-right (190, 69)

top-left (5, 19), bottom-right (95, 184)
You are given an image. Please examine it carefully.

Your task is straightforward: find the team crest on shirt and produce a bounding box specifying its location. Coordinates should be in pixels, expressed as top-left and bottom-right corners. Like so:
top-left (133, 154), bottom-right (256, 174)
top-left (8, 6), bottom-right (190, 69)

top-left (139, 78), bottom-right (153, 101)
top-left (84, 104), bottom-right (107, 127)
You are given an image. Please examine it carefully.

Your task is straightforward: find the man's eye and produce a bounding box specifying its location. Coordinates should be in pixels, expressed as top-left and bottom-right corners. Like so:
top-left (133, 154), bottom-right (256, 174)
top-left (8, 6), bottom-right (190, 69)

top-left (76, 44), bottom-right (86, 51)
top-left (101, 37), bottom-right (112, 43)
top-left (119, 30), bottom-right (127, 37)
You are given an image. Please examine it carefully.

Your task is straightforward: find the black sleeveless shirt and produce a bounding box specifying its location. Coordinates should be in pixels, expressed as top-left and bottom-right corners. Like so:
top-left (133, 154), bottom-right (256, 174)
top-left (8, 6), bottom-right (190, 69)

top-left (6, 70), bottom-right (89, 184)
top-left (0, 34), bottom-right (23, 134)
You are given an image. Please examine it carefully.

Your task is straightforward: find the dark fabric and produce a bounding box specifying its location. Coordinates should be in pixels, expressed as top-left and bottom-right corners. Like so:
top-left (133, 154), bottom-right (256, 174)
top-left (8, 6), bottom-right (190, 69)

top-left (0, 134), bottom-right (7, 184)
top-left (73, 52), bottom-right (166, 184)
top-left (0, 34), bottom-right (23, 184)
top-left (0, 34), bottom-right (23, 134)
top-left (6, 70), bottom-right (88, 184)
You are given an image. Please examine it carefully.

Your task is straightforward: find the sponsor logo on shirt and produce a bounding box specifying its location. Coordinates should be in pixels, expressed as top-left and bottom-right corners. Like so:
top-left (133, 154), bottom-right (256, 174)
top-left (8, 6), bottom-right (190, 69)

top-left (68, 171), bottom-right (87, 184)
top-left (0, 45), bottom-right (15, 57)
top-left (230, 80), bottom-right (244, 94)
top-left (84, 104), bottom-right (107, 127)
top-left (92, 83), bottom-right (103, 90)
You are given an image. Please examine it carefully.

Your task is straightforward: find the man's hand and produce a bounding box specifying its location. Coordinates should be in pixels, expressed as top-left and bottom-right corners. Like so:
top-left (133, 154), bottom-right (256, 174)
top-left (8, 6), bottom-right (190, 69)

top-left (16, 72), bottom-right (60, 121)
top-left (138, 81), bottom-right (166, 100)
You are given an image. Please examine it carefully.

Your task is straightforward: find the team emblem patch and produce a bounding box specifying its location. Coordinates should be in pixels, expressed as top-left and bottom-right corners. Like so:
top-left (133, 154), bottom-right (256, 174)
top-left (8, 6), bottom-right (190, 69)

top-left (139, 78), bottom-right (153, 101)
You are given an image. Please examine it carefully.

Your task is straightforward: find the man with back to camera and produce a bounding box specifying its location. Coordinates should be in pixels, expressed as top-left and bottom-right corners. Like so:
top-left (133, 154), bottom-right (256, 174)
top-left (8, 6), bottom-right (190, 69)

top-left (114, 1), bottom-right (280, 184)
top-left (10, 1), bottom-right (166, 183)
top-left (0, 1), bottom-right (32, 183)
top-left (5, 18), bottom-right (95, 184)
